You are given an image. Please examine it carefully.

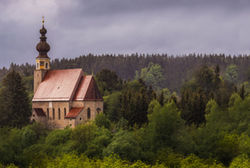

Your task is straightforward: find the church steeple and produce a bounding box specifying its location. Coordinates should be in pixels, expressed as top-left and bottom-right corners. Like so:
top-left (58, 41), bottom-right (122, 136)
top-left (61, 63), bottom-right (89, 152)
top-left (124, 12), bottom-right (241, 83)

top-left (35, 16), bottom-right (50, 70)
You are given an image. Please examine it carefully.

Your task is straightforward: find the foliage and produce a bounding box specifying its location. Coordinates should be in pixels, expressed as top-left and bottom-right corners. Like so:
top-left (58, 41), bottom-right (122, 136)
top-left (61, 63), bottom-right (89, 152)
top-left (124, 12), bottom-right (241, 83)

top-left (0, 123), bottom-right (49, 167)
top-left (71, 123), bottom-right (98, 154)
top-left (44, 128), bottom-right (74, 156)
top-left (135, 62), bottom-right (164, 89)
top-left (0, 70), bottom-right (31, 128)
top-left (148, 101), bottom-right (185, 150)
top-left (148, 99), bottom-right (160, 115)
top-left (95, 69), bottom-right (123, 96)
top-left (46, 154), bottom-right (166, 168)
top-left (214, 134), bottom-right (240, 165)
top-left (95, 113), bottom-right (111, 129)
top-left (229, 154), bottom-right (250, 168)
top-left (103, 130), bottom-right (143, 161)
top-left (154, 148), bottom-right (184, 167)
top-left (84, 127), bottom-right (112, 158)
top-left (189, 93), bottom-right (250, 165)
top-left (103, 91), bottom-right (122, 122)
top-left (180, 65), bottom-right (234, 126)
top-left (180, 154), bottom-right (225, 168)
top-left (120, 79), bottom-right (155, 126)
top-left (224, 64), bottom-right (239, 84)
top-left (227, 94), bottom-right (250, 134)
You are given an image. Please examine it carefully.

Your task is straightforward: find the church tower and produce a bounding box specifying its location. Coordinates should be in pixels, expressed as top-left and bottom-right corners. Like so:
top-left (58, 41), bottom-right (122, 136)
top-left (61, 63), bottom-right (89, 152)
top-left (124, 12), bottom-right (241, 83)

top-left (34, 17), bottom-right (51, 93)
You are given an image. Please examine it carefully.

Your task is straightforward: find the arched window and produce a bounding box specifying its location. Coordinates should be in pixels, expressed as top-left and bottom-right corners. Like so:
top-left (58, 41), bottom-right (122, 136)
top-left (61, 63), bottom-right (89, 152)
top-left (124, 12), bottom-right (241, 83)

top-left (58, 108), bottom-right (61, 120)
top-left (96, 108), bottom-right (101, 115)
top-left (52, 108), bottom-right (55, 120)
top-left (87, 108), bottom-right (91, 119)
top-left (47, 108), bottom-right (49, 119)
top-left (64, 108), bottom-right (66, 118)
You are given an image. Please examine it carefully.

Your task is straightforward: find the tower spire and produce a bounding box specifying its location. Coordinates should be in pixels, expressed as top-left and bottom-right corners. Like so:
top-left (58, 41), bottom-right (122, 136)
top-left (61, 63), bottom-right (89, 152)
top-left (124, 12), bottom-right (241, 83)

top-left (36, 16), bottom-right (50, 58)
top-left (35, 16), bottom-right (51, 71)
top-left (34, 17), bottom-right (51, 93)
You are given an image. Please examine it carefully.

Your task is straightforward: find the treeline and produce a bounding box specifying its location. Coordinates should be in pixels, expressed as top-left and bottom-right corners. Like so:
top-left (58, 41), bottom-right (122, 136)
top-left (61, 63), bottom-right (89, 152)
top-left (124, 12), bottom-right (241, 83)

top-left (1, 54), bottom-right (250, 91)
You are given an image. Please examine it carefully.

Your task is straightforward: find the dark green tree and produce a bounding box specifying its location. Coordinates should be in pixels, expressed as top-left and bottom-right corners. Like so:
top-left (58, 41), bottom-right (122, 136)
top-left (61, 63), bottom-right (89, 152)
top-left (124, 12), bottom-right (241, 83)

top-left (239, 84), bottom-right (246, 100)
top-left (180, 65), bottom-right (232, 126)
top-left (0, 70), bottom-right (31, 128)
top-left (195, 65), bottom-right (218, 94)
top-left (95, 69), bottom-right (123, 96)
top-left (157, 90), bottom-right (164, 106)
top-left (104, 91), bottom-right (122, 122)
top-left (180, 88), bottom-right (207, 125)
top-left (95, 113), bottom-right (111, 129)
top-left (148, 101), bottom-right (185, 151)
top-left (120, 79), bottom-right (155, 126)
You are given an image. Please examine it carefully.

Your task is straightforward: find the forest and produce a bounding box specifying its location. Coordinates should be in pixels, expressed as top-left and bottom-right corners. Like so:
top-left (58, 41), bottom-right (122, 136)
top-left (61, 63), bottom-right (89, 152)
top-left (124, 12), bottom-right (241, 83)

top-left (0, 54), bottom-right (250, 168)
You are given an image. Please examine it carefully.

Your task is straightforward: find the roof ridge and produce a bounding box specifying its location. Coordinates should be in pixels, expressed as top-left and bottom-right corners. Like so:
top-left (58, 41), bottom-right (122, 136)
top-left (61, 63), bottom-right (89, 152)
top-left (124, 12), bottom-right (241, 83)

top-left (69, 70), bottom-right (84, 101)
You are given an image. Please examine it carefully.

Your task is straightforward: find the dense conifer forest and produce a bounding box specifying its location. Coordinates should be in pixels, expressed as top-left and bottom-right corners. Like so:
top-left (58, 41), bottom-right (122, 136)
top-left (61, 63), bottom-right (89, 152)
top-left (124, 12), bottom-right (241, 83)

top-left (1, 54), bottom-right (250, 92)
top-left (0, 54), bottom-right (250, 167)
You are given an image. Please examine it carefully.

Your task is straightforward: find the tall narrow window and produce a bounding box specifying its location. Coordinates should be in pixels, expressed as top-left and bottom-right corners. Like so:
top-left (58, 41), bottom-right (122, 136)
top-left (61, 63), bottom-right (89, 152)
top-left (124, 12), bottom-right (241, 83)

top-left (58, 108), bottom-right (61, 120)
top-left (47, 108), bottom-right (49, 119)
top-left (45, 62), bottom-right (48, 69)
top-left (36, 63), bottom-right (39, 69)
top-left (64, 108), bottom-right (66, 118)
top-left (53, 108), bottom-right (55, 120)
top-left (87, 108), bottom-right (91, 119)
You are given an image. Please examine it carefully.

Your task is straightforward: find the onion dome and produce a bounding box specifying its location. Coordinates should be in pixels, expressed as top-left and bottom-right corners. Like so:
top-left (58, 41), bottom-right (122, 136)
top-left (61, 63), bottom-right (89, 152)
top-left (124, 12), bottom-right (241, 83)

top-left (36, 18), bottom-right (50, 58)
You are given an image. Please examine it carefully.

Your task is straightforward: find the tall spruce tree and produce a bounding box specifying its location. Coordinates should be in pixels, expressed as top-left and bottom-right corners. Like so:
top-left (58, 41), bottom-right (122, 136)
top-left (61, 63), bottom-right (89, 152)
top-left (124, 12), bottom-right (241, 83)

top-left (180, 66), bottom-right (223, 126)
top-left (0, 70), bottom-right (31, 127)
top-left (96, 69), bottom-right (123, 96)
top-left (120, 79), bottom-right (155, 126)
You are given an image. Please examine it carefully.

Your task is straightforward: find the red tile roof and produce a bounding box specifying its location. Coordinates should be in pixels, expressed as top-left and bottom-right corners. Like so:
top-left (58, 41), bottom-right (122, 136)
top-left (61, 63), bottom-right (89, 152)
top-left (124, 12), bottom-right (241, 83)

top-left (32, 69), bottom-right (103, 102)
top-left (74, 76), bottom-right (91, 100)
top-left (34, 108), bottom-right (46, 117)
top-left (65, 108), bottom-right (83, 118)
top-left (84, 76), bottom-right (103, 100)
top-left (33, 69), bottom-right (82, 101)
top-left (74, 75), bottom-right (102, 101)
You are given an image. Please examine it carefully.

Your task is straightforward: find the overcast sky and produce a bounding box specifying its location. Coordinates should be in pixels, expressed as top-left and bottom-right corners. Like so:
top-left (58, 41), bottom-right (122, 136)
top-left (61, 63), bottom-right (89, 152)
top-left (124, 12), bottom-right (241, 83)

top-left (0, 0), bottom-right (250, 68)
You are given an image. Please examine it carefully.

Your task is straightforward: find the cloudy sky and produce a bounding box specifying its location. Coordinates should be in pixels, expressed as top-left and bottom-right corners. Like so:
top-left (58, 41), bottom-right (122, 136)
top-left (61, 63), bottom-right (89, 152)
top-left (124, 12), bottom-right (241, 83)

top-left (0, 0), bottom-right (250, 68)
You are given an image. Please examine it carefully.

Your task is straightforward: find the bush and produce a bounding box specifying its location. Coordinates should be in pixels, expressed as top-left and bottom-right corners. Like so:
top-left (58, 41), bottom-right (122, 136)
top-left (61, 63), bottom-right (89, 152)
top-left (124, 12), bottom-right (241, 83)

top-left (103, 130), bottom-right (143, 161)
top-left (95, 113), bottom-right (111, 129)
top-left (229, 154), bottom-right (250, 168)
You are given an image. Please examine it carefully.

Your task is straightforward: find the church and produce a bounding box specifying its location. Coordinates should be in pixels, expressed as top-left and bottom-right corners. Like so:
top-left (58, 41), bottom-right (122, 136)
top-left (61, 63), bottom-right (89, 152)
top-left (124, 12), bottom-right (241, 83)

top-left (31, 20), bottom-right (103, 129)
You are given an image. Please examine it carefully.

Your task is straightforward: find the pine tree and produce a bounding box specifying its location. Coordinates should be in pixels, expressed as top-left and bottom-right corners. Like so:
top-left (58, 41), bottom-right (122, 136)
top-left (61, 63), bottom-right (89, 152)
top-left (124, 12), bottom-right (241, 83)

top-left (0, 70), bottom-right (31, 127)
top-left (180, 65), bottom-right (223, 126)
top-left (214, 64), bottom-right (221, 88)
top-left (120, 80), bottom-right (154, 127)
top-left (158, 91), bottom-right (164, 106)
top-left (239, 84), bottom-right (245, 100)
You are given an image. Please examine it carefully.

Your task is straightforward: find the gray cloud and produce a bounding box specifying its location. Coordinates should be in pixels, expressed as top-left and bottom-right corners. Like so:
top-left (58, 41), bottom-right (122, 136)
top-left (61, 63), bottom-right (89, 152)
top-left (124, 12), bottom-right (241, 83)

top-left (0, 0), bottom-right (250, 68)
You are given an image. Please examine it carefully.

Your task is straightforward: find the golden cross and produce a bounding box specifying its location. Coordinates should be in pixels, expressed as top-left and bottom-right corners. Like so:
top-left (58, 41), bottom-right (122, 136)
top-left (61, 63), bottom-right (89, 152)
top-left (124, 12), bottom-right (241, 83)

top-left (42, 16), bottom-right (45, 25)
